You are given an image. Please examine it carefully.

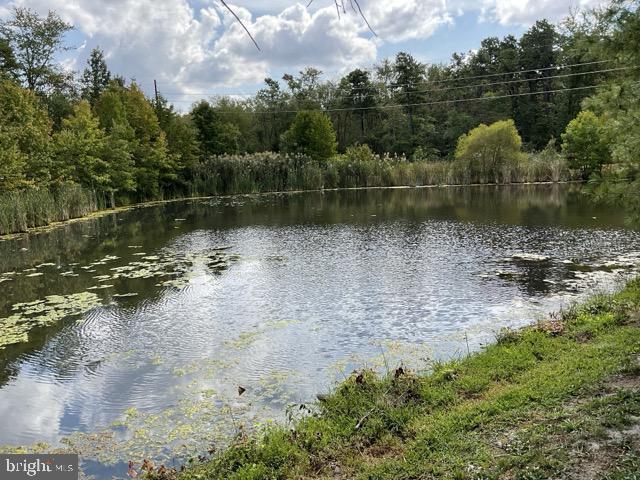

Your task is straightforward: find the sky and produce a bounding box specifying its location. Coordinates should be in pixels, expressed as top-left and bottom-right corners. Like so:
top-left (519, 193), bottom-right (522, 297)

top-left (0, 0), bottom-right (606, 108)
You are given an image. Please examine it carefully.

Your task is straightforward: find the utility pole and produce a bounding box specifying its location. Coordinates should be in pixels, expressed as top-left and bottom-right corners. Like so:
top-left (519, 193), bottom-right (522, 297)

top-left (153, 79), bottom-right (159, 105)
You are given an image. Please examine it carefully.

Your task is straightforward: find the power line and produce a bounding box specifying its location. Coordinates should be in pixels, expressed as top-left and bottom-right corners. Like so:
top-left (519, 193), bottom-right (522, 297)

top-left (168, 82), bottom-right (630, 113)
top-left (162, 65), bottom-right (634, 105)
top-left (159, 59), bottom-right (616, 98)
top-left (139, 38), bottom-right (608, 89)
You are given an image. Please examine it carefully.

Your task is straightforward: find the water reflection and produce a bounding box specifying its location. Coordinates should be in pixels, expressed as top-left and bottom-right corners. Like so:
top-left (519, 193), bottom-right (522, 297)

top-left (0, 185), bottom-right (638, 473)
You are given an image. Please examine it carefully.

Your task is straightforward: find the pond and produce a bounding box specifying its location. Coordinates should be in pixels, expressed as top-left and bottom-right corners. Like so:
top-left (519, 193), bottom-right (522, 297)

top-left (0, 185), bottom-right (639, 477)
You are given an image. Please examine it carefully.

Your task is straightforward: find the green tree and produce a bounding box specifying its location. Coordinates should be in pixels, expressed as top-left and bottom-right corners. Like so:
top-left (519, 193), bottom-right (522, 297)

top-left (254, 78), bottom-right (291, 151)
top-left (154, 94), bottom-right (200, 192)
top-left (0, 80), bottom-right (51, 187)
top-left (281, 111), bottom-right (337, 161)
top-left (455, 119), bottom-right (523, 183)
top-left (102, 119), bottom-right (137, 206)
top-left (0, 38), bottom-right (18, 79)
top-left (0, 130), bottom-right (24, 190)
top-left (95, 82), bottom-right (128, 129)
top-left (515, 20), bottom-right (559, 148)
top-left (338, 69), bottom-right (378, 144)
top-left (283, 67), bottom-right (323, 109)
top-left (387, 52), bottom-right (434, 155)
top-left (121, 83), bottom-right (174, 199)
top-left (95, 82), bottom-right (174, 200)
top-left (190, 100), bottom-right (241, 155)
top-left (81, 48), bottom-right (111, 106)
top-left (210, 97), bottom-right (257, 152)
top-left (53, 100), bottom-right (109, 190)
top-left (561, 110), bottom-right (610, 178)
top-left (45, 87), bottom-right (78, 131)
top-left (0, 7), bottom-right (73, 92)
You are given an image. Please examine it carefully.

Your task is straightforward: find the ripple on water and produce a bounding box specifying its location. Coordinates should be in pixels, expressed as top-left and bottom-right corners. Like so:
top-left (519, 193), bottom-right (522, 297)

top-left (0, 186), bottom-right (639, 473)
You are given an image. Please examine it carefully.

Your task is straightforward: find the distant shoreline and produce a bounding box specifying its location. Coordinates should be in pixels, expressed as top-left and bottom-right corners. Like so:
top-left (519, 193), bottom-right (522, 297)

top-left (0, 181), bottom-right (582, 241)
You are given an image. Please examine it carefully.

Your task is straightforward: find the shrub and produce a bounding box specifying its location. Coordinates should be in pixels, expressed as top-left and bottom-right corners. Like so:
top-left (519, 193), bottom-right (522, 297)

top-left (561, 110), bottom-right (611, 179)
top-left (281, 111), bottom-right (337, 161)
top-left (455, 119), bottom-right (523, 184)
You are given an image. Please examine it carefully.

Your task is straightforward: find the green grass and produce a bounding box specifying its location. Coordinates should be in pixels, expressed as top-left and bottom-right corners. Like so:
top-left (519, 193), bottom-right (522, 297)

top-left (148, 279), bottom-right (640, 480)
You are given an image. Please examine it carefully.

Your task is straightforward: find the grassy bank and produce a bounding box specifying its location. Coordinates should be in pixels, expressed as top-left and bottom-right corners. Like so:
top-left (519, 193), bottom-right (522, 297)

top-left (138, 279), bottom-right (640, 480)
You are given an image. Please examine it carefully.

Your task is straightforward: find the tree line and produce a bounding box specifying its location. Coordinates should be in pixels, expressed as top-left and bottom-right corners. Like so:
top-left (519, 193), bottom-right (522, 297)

top-left (0, 1), bottom-right (638, 233)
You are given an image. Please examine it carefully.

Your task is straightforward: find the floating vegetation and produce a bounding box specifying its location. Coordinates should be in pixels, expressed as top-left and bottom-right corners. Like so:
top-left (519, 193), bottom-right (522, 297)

top-left (98, 248), bottom-right (239, 288)
top-left (87, 285), bottom-right (114, 290)
top-left (33, 383), bottom-right (256, 468)
top-left (254, 370), bottom-right (299, 405)
top-left (225, 319), bottom-right (301, 350)
top-left (511, 253), bottom-right (550, 262)
top-left (0, 292), bottom-right (102, 349)
top-left (224, 331), bottom-right (261, 350)
top-left (265, 319), bottom-right (300, 329)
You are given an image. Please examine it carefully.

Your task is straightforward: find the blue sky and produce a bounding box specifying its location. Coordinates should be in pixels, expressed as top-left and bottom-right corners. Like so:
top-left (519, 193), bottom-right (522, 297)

top-left (375, 11), bottom-right (528, 67)
top-left (1, 0), bottom-right (604, 107)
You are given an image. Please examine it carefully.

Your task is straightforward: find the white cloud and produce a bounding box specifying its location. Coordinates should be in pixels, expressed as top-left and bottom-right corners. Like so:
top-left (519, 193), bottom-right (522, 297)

top-left (4, 0), bottom-right (609, 99)
top-left (215, 4), bottom-right (376, 71)
top-left (8, 0), bottom-right (378, 92)
top-left (358, 0), bottom-right (453, 42)
top-left (480, 0), bottom-right (606, 26)
top-left (0, 376), bottom-right (69, 443)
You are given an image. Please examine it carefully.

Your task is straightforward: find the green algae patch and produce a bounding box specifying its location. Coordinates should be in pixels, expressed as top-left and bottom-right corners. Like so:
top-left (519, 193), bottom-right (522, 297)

top-left (224, 319), bottom-right (302, 351)
top-left (224, 331), bottom-right (261, 350)
top-left (10, 379), bottom-right (256, 468)
top-left (0, 292), bottom-right (102, 349)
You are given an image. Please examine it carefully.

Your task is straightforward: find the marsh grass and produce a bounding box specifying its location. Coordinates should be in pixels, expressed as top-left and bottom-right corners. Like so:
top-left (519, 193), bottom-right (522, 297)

top-left (161, 278), bottom-right (640, 480)
top-left (1, 151), bottom-right (573, 235)
top-left (190, 149), bottom-right (573, 198)
top-left (0, 183), bottom-right (98, 235)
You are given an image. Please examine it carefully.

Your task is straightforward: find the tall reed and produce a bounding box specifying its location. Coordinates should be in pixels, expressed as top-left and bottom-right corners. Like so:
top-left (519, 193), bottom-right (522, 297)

top-left (0, 151), bottom-right (574, 236)
top-left (188, 149), bottom-right (574, 198)
top-left (0, 183), bottom-right (98, 235)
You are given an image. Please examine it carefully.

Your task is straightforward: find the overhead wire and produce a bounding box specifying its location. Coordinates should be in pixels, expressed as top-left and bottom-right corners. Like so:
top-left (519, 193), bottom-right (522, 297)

top-left (165, 82), bottom-right (636, 113)
top-left (160, 65), bottom-right (634, 104)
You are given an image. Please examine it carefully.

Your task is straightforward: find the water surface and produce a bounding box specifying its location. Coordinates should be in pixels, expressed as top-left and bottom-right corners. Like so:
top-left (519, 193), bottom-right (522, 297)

top-left (0, 185), bottom-right (638, 476)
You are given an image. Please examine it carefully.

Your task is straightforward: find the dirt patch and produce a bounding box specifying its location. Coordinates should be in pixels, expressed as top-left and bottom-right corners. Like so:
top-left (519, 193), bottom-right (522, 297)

top-left (567, 370), bottom-right (640, 480)
top-left (601, 374), bottom-right (640, 392)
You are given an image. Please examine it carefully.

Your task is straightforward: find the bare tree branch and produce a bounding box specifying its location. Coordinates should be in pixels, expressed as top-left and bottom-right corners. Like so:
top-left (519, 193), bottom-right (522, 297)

top-left (225, 0), bottom-right (377, 51)
top-left (353, 0), bottom-right (377, 36)
top-left (219, 0), bottom-right (261, 51)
